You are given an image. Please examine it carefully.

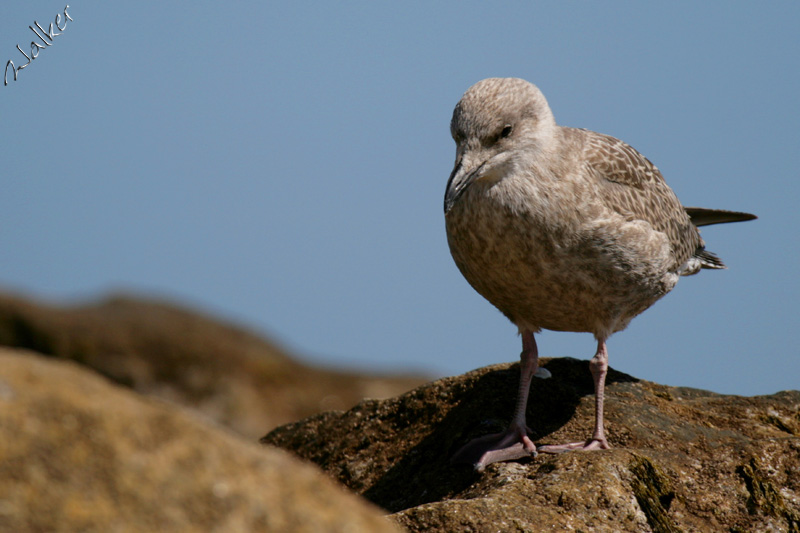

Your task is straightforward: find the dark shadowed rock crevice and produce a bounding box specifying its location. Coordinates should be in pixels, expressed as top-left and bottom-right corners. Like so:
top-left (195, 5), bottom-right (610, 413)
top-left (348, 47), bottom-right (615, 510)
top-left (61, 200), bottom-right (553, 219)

top-left (263, 358), bottom-right (800, 532)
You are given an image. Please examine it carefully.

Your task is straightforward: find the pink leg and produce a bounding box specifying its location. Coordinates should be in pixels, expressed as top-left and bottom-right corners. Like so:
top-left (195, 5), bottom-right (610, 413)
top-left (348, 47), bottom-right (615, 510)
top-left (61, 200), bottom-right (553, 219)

top-left (538, 338), bottom-right (611, 454)
top-left (451, 331), bottom-right (539, 470)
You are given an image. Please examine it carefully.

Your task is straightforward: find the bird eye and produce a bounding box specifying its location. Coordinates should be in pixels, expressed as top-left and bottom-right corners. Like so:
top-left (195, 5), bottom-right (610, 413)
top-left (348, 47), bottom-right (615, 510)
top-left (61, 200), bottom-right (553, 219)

top-left (500, 125), bottom-right (513, 139)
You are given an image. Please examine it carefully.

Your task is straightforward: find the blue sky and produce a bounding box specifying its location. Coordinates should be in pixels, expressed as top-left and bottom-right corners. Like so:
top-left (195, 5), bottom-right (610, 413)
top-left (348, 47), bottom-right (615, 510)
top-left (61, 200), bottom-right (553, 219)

top-left (1, 2), bottom-right (797, 396)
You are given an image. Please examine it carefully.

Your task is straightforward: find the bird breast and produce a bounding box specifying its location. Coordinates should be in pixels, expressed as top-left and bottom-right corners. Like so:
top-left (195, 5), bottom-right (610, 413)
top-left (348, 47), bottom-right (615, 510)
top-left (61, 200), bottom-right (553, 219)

top-left (444, 167), bottom-right (678, 337)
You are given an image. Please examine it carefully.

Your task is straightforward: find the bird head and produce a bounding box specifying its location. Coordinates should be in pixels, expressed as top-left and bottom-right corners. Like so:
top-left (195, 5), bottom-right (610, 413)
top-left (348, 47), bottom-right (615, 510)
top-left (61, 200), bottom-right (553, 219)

top-left (444, 78), bottom-right (556, 213)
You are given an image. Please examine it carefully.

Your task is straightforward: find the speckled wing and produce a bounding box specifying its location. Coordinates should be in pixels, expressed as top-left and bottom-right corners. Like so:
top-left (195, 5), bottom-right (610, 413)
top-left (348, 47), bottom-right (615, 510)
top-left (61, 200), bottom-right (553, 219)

top-left (580, 130), bottom-right (702, 272)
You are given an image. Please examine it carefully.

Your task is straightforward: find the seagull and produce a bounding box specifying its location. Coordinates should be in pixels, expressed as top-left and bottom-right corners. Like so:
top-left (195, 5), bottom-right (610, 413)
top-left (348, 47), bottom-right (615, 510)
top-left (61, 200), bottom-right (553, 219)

top-left (444, 77), bottom-right (756, 470)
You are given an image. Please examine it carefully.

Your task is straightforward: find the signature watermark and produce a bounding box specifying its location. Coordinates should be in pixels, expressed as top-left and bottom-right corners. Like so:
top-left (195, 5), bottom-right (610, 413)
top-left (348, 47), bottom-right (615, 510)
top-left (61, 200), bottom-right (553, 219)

top-left (4, 5), bottom-right (73, 87)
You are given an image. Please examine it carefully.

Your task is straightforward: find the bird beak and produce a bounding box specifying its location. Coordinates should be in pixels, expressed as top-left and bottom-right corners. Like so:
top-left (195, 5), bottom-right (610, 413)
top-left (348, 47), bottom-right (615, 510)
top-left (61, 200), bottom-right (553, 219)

top-left (444, 154), bottom-right (485, 214)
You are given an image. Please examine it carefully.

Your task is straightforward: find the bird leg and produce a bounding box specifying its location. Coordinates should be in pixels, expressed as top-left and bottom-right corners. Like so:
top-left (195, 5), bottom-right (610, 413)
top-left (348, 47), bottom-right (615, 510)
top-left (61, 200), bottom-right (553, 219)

top-left (451, 331), bottom-right (539, 471)
top-left (538, 338), bottom-right (611, 453)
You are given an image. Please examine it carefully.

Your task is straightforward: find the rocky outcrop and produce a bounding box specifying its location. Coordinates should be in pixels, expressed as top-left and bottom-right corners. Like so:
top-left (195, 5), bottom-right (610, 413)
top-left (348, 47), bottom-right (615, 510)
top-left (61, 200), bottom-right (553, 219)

top-left (0, 292), bottom-right (426, 439)
top-left (263, 358), bottom-right (800, 532)
top-left (0, 348), bottom-right (401, 532)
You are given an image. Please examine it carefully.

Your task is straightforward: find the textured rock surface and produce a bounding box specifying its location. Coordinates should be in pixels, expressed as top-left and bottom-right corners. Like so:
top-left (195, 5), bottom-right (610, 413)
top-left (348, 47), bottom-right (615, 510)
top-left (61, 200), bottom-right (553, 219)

top-left (0, 348), bottom-right (401, 533)
top-left (263, 358), bottom-right (800, 532)
top-left (0, 291), bottom-right (426, 438)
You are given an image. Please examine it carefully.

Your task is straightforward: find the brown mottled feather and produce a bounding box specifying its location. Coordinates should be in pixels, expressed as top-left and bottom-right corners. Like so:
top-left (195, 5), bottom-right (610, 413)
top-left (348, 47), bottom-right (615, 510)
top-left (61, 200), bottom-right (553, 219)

top-left (580, 130), bottom-right (702, 272)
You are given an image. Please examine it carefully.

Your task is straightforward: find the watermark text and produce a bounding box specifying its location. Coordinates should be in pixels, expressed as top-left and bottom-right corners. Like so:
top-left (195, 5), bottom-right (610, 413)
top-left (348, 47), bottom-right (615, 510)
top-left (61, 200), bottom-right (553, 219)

top-left (4, 5), bottom-right (73, 86)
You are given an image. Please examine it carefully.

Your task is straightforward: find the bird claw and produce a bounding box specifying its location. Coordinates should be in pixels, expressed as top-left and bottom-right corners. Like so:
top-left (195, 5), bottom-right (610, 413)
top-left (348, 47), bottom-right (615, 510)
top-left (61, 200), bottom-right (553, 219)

top-left (537, 438), bottom-right (610, 454)
top-left (451, 427), bottom-right (538, 471)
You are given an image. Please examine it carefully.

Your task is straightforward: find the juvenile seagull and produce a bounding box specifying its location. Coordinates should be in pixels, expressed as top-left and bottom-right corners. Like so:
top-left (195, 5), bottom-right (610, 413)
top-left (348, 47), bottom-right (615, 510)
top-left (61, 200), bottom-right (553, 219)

top-left (444, 77), bottom-right (756, 470)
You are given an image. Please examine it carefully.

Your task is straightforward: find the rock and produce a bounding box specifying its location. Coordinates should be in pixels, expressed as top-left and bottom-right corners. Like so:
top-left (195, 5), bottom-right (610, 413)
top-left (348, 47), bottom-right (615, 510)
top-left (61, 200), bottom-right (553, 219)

top-left (0, 347), bottom-right (401, 532)
top-left (262, 358), bottom-right (800, 532)
top-left (0, 291), bottom-right (427, 439)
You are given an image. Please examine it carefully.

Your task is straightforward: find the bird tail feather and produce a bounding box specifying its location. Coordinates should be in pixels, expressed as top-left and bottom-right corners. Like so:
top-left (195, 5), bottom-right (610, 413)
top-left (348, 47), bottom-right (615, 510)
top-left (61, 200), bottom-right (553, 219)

top-left (696, 248), bottom-right (726, 270)
top-left (684, 207), bottom-right (757, 227)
